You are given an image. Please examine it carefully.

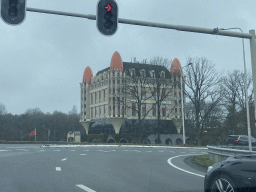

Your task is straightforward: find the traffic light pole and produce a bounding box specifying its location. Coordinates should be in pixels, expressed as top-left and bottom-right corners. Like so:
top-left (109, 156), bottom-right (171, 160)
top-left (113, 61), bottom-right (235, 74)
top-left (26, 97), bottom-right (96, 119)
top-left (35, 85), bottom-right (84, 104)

top-left (26, 6), bottom-right (256, 144)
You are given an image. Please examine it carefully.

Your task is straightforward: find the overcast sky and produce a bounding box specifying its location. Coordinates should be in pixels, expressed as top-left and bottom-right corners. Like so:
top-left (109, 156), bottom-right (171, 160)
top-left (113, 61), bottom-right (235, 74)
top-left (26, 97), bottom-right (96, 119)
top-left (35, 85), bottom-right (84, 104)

top-left (0, 0), bottom-right (255, 115)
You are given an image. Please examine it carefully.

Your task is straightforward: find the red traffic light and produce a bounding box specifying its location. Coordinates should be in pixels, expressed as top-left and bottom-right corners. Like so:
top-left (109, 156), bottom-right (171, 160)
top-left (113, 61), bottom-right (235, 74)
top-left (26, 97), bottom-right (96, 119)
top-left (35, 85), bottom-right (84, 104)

top-left (104, 2), bottom-right (113, 11)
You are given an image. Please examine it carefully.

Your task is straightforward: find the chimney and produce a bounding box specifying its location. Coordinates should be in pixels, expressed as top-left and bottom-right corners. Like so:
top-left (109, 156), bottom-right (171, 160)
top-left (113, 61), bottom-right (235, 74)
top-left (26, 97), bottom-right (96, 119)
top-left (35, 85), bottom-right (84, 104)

top-left (134, 57), bottom-right (136, 63)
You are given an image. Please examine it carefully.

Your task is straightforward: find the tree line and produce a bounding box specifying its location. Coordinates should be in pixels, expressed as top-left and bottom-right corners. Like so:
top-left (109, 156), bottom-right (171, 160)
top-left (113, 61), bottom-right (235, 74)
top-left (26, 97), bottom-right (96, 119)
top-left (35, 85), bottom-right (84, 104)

top-left (0, 105), bottom-right (85, 141)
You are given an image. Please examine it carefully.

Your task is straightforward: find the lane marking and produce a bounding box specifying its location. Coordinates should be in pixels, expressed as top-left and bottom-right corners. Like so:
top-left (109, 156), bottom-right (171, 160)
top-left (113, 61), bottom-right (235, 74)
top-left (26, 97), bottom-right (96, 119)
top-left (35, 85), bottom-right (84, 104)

top-left (70, 150), bottom-right (75, 151)
top-left (146, 151), bottom-right (152, 152)
top-left (84, 150), bottom-right (89, 151)
top-left (97, 150), bottom-right (103, 151)
top-left (103, 151), bottom-right (110, 152)
top-left (37, 150), bottom-right (45, 152)
top-left (158, 151), bottom-right (165, 152)
top-left (0, 150), bottom-right (9, 152)
top-left (167, 154), bottom-right (205, 178)
top-left (54, 150), bottom-right (60, 151)
top-left (123, 150), bottom-right (129, 151)
top-left (76, 184), bottom-right (96, 192)
top-left (111, 150), bottom-right (116, 151)
top-left (56, 167), bottom-right (61, 171)
top-left (16, 149), bottom-right (28, 151)
top-left (61, 158), bottom-right (68, 161)
top-left (180, 152), bottom-right (186, 153)
top-left (80, 154), bottom-right (87, 155)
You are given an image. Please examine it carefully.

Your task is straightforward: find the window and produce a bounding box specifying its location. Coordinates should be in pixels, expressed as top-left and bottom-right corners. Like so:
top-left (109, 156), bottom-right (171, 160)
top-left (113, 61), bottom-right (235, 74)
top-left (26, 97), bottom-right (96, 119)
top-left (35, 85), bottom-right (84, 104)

top-left (152, 104), bottom-right (156, 116)
top-left (99, 91), bottom-right (101, 102)
top-left (95, 107), bottom-right (97, 118)
top-left (132, 103), bottom-right (136, 116)
top-left (141, 87), bottom-right (146, 100)
top-left (104, 89), bottom-right (106, 101)
top-left (91, 108), bottom-right (93, 119)
top-left (151, 88), bottom-right (155, 99)
top-left (95, 92), bottom-right (97, 103)
top-left (162, 88), bottom-right (166, 99)
top-left (91, 93), bottom-right (93, 104)
top-left (142, 103), bottom-right (146, 116)
top-left (113, 105), bottom-right (115, 117)
top-left (109, 106), bottom-right (111, 115)
top-left (162, 104), bottom-right (166, 117)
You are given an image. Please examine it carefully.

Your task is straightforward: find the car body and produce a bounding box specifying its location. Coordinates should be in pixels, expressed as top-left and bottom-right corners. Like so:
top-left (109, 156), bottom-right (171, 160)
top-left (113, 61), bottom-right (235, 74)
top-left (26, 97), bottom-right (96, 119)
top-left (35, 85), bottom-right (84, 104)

top-left (204, 155), bottom-right (256, 192)
top-left (225, 135), bottom-right (256, 146)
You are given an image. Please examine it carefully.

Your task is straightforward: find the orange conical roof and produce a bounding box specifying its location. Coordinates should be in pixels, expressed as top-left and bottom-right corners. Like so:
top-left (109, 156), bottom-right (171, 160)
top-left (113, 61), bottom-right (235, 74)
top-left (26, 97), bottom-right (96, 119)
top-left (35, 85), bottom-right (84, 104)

top-left (82, 66), bottom-right (93, 85)
top-left (170, 58), bottom-right (182, 76)
top-left (110, 51), bottom-right (123, 72)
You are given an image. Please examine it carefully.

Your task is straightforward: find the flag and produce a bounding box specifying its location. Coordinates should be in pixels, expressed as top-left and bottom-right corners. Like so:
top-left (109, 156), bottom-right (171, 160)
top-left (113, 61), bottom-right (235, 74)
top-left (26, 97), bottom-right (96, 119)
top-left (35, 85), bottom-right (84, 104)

top-left (28, 129), bottom-right (36, 137)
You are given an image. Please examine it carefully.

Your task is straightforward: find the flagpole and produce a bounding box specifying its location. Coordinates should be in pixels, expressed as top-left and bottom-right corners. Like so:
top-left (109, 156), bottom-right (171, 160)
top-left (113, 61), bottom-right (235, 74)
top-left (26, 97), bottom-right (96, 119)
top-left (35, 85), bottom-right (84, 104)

top-left (35, 128), bottom-right (36, 142)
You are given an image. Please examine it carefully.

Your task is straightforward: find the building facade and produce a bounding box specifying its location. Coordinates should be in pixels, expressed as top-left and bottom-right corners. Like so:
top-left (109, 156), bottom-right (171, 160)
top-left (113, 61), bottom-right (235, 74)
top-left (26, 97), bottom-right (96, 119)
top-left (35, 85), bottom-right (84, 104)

top-left (80, 51), bottom-right (185, 136)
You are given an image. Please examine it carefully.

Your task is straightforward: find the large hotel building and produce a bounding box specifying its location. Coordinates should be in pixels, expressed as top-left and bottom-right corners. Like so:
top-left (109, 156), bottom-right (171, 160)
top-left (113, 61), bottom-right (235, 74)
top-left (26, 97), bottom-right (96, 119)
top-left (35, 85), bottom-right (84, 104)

top-left (80, 51), bottom-right (187, 144)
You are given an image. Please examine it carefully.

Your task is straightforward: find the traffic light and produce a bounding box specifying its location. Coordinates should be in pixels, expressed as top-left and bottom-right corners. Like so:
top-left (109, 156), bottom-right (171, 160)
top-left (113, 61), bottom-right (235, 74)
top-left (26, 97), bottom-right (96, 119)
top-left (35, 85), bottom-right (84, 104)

top-left (1, 0), bottom-right (26, 25)
top-left (97, 0), bottom-right (118, 36)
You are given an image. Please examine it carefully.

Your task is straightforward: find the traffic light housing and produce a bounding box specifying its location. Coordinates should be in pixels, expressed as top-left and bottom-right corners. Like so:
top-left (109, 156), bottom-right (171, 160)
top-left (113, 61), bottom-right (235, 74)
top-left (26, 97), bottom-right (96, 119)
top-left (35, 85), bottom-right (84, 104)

top-left (1, 0), bottom-right (26, 25)
top-left (97, 0), bottom-right (118, 36)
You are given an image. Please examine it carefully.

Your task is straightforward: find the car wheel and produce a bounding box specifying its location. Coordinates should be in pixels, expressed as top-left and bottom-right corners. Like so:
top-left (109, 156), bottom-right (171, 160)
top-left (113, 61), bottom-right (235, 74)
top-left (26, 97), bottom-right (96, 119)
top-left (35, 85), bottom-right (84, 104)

top-left (210, 174), bottom-right (238, 192)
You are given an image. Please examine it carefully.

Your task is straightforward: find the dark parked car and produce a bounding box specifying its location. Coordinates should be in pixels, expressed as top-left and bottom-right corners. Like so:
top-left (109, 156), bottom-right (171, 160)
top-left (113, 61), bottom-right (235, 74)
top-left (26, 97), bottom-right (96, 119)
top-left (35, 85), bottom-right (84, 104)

top-left (225, 135), bottom-right (256, 146)
top-left (204, 155), bottom-right (256, 192)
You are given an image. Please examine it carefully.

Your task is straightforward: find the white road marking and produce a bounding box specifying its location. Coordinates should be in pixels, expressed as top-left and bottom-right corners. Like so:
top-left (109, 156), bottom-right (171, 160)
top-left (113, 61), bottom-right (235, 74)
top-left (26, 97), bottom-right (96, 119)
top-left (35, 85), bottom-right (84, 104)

top-left (61, 158), bottom-right (68, 161)
top-left (158, 151), bottom-right (165, 152)
top-left (37, 150), bottom-right (45, 152)
top-left (97, 150), bottom-right (103, 151)
top-left (80, 154), bottom-right (87, 155)
top-left (103, 151), bottom-right (110, 152)
top-left (167, 154), bottom-right (204, 178)
top-left (76, 184), bottom-right (96, 192)
top-left (146, 151), bottom-right (152, 152)
top-left (70, 150), bottom-right (75, 151)
top-left (54, 150), bottom-right (60, 151)
top-left (56, 167), bottom-right (61, 171)
top-left (111, 150), bottom-right (116, 151)
top-left (0, 150), bottom-right (9, 152)
top-left (123, 150), bottom-right (129, 151)
top-left (84, 150), bottom-right (89, 151)
top-left (16, 149), bottom-right (28, 151)
top-left (180, 152), bottom-right (186, 153)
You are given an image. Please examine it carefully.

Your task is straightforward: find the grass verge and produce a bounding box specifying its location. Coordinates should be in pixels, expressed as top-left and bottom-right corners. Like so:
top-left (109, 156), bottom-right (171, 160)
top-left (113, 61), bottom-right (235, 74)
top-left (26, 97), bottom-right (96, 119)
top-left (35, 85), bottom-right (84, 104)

top-left (194, 154), bottom-right (222, 168)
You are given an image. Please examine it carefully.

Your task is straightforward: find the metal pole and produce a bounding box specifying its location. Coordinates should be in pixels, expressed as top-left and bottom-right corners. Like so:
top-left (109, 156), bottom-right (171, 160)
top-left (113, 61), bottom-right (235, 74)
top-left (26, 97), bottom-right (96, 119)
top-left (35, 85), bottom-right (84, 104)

top-left (26, 7), bottom-right (252, 39)
top-left (21, 130), bottom-right (22, 141)
top-left (35, 128), bottom-right (36, 142)
top-left (249, 30), bottom-right (256, 133)
top-left (181, 74), bottom-right (185, 145)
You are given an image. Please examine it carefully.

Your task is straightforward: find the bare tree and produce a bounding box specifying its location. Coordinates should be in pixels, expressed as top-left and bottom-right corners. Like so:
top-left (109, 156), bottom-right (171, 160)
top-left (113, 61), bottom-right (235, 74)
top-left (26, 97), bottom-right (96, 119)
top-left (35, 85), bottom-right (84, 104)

top-left (222, 70), bottom-right (253, 135)
top-left (147, 71), bottom-right (176, 143)
top-left (117, 70), bottom-right (154, 143)
top-left (141, 56), bottom-right (172, 69)
top-left (0, 103), bottom-right (7, 115)
top-left (184, 57), bottom-right (223, 146)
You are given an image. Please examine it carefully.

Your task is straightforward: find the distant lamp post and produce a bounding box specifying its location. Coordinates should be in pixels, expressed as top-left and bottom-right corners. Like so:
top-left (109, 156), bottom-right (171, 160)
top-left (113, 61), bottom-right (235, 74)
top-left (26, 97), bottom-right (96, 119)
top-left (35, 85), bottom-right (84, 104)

top-left (171, 62), bottom-right (192, 145)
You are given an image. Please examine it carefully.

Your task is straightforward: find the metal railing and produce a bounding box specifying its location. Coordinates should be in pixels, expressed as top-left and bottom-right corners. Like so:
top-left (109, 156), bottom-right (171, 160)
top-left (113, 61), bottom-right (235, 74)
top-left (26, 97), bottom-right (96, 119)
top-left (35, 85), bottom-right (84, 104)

top-left (207, 145), bottom-right (256, 163)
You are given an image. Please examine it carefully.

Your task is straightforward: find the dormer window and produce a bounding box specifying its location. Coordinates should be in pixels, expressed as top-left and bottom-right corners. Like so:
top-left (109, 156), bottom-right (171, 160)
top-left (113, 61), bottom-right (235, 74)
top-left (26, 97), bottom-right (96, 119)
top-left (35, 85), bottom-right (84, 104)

top-left (160, 71), bottom-right (165, 78)
top-left (140, 69), bottom-right (146, 77)
top-left (150, 70), bottom-right (155, 78)
top-left (129, 68), bottom-right (135, 76)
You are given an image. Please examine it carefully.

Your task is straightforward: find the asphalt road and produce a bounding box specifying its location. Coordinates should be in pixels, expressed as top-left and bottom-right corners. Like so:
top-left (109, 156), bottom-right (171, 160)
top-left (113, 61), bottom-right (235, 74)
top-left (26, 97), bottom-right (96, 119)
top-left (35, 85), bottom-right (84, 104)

top-left (0, 144), bottom-right (207, 192)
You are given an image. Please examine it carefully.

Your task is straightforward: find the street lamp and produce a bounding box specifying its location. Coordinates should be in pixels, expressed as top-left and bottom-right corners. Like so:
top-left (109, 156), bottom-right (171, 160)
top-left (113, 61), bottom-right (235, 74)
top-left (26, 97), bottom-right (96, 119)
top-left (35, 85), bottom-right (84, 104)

top-left (217, 27), bottom-right (252, 152)
top-left (171, 62), bottom-right (192, 145)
